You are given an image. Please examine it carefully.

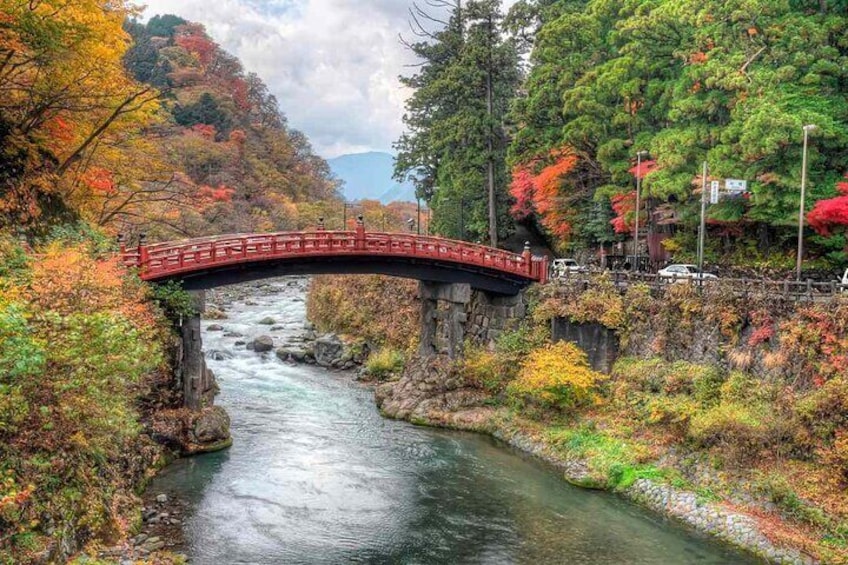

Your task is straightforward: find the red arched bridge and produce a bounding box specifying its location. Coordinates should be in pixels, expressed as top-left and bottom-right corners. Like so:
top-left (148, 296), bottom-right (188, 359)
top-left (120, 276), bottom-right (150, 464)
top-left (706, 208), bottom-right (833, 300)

top-left (120, 224), bottom-right (548, 295)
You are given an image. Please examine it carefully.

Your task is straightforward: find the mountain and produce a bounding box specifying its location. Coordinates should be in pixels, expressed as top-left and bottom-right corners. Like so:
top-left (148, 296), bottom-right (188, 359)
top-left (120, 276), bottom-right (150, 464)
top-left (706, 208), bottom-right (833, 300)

top-left (329, 152), bottom-right (417, 203)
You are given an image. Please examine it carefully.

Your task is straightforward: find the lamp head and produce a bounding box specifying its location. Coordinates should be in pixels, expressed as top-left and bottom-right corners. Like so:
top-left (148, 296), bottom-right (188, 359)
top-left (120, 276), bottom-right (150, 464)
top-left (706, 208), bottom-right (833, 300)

top-left (803, 124), bottom-right (817, 132)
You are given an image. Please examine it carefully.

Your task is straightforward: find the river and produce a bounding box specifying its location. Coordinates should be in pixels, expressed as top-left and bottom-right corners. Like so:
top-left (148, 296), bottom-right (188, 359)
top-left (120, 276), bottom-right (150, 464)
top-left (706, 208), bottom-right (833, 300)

top-left (149, 278), bottom-right (754, 564)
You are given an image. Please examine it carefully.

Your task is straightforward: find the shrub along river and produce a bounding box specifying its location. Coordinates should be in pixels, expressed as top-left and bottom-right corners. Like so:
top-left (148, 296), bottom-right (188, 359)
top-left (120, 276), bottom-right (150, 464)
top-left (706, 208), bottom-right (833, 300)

top-left (149, 278), bottom-right (755, 564)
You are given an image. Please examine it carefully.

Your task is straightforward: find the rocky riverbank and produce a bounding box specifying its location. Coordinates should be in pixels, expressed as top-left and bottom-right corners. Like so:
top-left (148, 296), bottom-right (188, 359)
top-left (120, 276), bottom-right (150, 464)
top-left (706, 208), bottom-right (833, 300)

top-left (373, 354), bottom-right (819, 565)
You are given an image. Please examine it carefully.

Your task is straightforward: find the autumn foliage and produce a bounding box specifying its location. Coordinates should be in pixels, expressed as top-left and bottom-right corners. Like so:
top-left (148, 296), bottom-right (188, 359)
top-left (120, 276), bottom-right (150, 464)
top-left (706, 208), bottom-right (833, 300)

top-left (808, 174), bottom-right (848, 239)
top-left (510, 148), bottom-right (579, 240)
top-left (508, 342), bottom-right (605, 410)
top-left (0, 235), bottom-right (167, 561)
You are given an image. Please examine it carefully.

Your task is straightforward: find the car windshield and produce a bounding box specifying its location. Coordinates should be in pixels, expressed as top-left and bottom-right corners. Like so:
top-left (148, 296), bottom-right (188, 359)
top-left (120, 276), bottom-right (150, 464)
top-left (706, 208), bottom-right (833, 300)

top-left (685, 266), bottom-right (701, 273)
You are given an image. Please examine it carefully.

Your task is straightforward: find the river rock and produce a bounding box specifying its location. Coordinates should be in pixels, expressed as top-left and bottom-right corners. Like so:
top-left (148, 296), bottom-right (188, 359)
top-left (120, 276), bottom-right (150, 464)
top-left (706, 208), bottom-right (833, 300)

top-left (253, 335), bottom-right (274, 353)
top-left (207, 324), bottom-right (224, 332)
top-left (207, 350), bottom-right (233, 361)
top-left (314, 334), bottom-right (344, 367)
top-left (204, 307), bottom-right (228, 320)
top-left (276, 347), bottom-right (311, 363)
top-left (155, 494), bottom-right (168, 504)
top-left (258, 316), bottom-right (276, 325)
top-left (191, 406), bottom-right (231, 443)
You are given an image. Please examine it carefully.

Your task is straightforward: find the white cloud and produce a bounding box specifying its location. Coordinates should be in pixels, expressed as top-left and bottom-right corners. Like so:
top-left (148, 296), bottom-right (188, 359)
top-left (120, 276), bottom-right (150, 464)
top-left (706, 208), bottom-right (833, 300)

top-left (138, 0), bottom-right (519, 158)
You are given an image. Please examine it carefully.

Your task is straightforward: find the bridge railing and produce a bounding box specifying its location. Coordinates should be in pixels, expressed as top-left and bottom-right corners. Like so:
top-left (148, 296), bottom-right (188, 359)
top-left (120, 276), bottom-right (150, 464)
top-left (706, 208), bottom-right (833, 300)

top-left (121, 231), bottom-right (549, 283)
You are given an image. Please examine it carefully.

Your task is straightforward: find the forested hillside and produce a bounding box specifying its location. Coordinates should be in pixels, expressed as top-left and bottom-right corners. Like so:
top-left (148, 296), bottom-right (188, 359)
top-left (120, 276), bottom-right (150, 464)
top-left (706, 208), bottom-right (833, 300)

top-left (507, 0), bottom-right (848, 267)
top-left (397, 0), bottom-right (848, 269)
top-left (0, 3), bottom-right (339, 242)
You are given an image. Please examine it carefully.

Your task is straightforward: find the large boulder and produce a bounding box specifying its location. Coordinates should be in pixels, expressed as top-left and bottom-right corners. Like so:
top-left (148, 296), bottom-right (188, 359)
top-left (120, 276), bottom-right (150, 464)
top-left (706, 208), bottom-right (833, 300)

top-left (375, 354), bottom-right (491, 429)
top-left (253, 335), bottom-right (274, 353)
top-left (192, 406), bottom-right (230, 443)
top-left (314, 334), bottom-right (344, 367)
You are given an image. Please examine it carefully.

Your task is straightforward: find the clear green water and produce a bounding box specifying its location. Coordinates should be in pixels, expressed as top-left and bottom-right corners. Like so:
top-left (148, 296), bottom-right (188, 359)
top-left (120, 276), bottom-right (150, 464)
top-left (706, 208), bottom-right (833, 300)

top-left (149, 280), bottom-right (756, 564)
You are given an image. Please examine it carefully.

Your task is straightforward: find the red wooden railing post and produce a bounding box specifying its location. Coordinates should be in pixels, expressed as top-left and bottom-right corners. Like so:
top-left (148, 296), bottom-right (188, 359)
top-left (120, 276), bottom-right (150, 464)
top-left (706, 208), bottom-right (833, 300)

top-left (138, 233), bottom-right (149, 270)
top-left (539, 256), bottom-right (549, 284)
top-left (522, 241), bottom-right (532, 276)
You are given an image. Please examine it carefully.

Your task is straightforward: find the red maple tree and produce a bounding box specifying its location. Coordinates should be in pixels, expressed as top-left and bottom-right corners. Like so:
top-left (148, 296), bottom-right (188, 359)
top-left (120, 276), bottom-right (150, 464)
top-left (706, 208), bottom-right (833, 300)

top-left (509, 147), bottom-right (578, 239)
top-left (808, 175), bottom-right (848, 238)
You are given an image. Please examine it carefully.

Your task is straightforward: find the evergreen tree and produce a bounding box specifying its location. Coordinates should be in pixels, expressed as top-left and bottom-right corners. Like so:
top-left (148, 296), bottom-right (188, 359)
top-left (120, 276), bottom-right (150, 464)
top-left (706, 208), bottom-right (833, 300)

top-left (395, 1), bottom-right (520, 244)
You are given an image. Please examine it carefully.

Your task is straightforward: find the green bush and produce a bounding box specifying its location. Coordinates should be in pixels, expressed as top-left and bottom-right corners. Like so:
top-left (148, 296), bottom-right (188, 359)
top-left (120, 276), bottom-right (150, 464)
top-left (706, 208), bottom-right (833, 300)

top-left (688, 402), bottom-right (785, 451)
top-left (794, 377), bottom-right (848, 442)
top-left (463, 346), bottom-right (504, 393)
top-left (0, 236), bottom-right (29, 280)
top-left (365, 348), bottom-right (405, 380)
top-left (611, 358), bottom-right (724, 404)
top-left (150, 280), bottom-right (197, 321)
top-left (42, 222), bottom-right (115, 255)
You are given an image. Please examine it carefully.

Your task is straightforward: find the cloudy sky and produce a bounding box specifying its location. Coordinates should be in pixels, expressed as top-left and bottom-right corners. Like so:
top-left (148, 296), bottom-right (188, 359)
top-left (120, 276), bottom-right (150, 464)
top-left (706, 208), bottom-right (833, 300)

top-left (139, 0), bottom-right (517, 159)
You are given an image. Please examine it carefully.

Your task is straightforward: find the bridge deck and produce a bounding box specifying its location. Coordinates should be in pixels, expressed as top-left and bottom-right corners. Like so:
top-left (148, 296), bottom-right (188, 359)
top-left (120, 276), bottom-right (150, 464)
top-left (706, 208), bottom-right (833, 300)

top-left (121, 230), bottom-right (548, 289)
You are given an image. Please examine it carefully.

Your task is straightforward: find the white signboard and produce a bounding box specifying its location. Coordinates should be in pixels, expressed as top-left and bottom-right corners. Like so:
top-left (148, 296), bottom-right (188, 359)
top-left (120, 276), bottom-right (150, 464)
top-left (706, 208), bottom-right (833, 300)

top-left (725, 179), bottom-right (748, 193)
top-left (710, 181), bottom-right (720, 204)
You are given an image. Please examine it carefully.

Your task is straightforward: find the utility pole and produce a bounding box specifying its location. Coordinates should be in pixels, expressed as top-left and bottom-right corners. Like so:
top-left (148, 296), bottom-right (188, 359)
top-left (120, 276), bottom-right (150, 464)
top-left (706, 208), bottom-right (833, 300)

top-left (486, 12), bottom-right (497, 248)
top-left (633, 150), bottom-right (648, 270)
top-left (697, 161), bottom-right (708, 274)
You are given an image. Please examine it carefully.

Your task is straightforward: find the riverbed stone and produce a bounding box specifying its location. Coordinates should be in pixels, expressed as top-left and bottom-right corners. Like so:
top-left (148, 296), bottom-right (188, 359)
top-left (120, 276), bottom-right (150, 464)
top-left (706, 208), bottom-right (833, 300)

top-left (258, 316), bottom-right (276, 325)
top-left (314, 334), bottom-right (344, 367)
top-left (204, 307), bottom-right (228, 320)
top-left (276, 347), bottom-right (310, 363)
top-left (253, 335), bottom-right (274, 353)
top-left (207, 324), bottom-right (224, 332)
top-left (207, 350), bottom-right (233, 361)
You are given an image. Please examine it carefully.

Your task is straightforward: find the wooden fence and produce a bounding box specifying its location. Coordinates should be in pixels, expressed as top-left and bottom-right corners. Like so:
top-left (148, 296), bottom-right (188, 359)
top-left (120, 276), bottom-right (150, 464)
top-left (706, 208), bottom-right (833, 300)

top-left (552, 270), bottom-right (846, 302)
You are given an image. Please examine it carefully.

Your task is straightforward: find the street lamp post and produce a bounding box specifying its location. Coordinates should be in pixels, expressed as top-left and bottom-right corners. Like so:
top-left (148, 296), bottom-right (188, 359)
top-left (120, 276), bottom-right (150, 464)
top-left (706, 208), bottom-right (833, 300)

top-left (796, 124), bottom-right (816, 281)
top-left (633, 150), bottom-right (649, 271)
top-left (417, 197), bottom-right (421, 235)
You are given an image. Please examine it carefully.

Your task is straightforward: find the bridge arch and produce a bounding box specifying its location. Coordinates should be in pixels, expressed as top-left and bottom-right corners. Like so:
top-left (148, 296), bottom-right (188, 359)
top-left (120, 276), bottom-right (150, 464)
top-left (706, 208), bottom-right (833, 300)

top-left (120, 225), bottom-right (548, 295)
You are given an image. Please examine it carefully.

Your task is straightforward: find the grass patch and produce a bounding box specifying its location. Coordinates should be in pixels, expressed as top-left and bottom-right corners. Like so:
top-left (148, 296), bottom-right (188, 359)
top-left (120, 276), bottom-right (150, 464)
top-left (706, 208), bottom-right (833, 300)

top-left (544, 425), bottom-right (669, 490)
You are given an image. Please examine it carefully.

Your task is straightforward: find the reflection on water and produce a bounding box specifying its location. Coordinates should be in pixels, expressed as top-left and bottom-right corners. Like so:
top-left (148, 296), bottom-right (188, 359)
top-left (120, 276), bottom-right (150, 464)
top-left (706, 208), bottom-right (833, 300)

top-left (150, 279), bottom-right (753, 564)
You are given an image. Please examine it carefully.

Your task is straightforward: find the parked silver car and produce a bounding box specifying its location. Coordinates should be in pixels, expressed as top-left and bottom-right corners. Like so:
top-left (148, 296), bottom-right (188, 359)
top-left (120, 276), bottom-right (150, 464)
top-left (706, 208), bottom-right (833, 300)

top-left (657, 264), bottom-right (718, 281)
top-left (551, 258), bottom-right (587, 278)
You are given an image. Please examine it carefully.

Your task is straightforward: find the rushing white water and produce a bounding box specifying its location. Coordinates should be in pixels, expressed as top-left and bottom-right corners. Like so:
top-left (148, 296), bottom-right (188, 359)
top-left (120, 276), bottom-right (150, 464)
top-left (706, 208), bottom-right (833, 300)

top-left (150, 277), bottom-right (753, 564)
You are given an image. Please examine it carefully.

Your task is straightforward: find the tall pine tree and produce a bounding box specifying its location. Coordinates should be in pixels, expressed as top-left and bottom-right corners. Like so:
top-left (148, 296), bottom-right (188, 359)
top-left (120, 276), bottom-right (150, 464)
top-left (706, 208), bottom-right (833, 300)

top-left (394, 1), bottom-right (520, 245)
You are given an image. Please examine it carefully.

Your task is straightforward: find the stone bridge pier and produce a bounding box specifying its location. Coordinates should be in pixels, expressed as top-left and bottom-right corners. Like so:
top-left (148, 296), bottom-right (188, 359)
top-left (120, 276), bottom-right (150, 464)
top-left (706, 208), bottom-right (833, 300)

top-left (180, 290), bottom-right (217, 410)
top-left (418, 281), bottom-right (527, 359)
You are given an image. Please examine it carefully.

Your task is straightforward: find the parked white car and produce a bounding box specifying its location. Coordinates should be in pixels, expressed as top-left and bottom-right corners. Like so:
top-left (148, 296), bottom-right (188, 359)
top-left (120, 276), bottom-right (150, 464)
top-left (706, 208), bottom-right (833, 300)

top-left (551, 258), bottom-right (587, 278)
top-left (657, 264), bottom-right (718, 281)
top-left (841, 268), bottom-right (848, 293)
